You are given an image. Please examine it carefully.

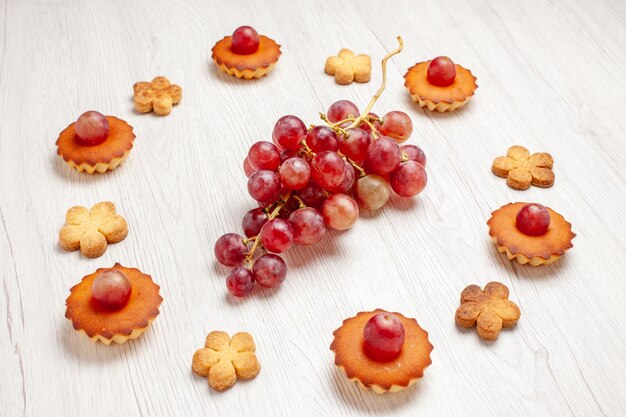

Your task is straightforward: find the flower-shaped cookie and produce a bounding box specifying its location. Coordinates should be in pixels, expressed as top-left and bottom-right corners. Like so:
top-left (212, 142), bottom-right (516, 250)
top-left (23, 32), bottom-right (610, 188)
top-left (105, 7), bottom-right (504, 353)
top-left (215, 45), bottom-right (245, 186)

top-left (59, 202), bottom-right (128, 258)
top-left (455, 282), bottom-right (521, 340)
top-left (192, 331), bottom-right (261, 392)
top-left (492, 145), bottom-right (554, 190)
top-left (324, 48), bottom-right (371, 85)
top-left (133, 76), bottom-right (182, 116)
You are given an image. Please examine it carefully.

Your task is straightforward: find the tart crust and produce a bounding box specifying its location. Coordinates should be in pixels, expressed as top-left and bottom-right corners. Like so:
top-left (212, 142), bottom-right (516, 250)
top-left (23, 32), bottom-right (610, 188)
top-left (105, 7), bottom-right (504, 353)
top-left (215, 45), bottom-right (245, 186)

top-left (211, 35), bottom-right (281, 79)
top-left (404, 61), bottom-right (477, 112)
top-left (65, 263), bottom-right (162, 345)
top-left (488, 202), bottom-right (575, 266)
top-left (56, 116), bottom-right (135, 174)
top-left (330, 309), bottom-right (433, 394)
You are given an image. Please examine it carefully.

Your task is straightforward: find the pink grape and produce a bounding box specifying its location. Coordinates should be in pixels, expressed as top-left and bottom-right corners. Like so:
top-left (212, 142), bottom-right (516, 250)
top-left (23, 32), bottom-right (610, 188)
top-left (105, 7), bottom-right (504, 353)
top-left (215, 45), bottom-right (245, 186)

top-left (379, 111), bottom-right (413, 143)
top-left (327, 160), bottom-right (355, 193)
top-left (248, 141), bottom-right (281, 171)
top-left (260, 218), bottom-right (294, 253)
top-left (252, 254), bottom-right (287, 288)
top-left (338, 128), bottom-right (371, 162)
top-left (279, 157), bottom-right (311, 190)
top-left (310, 151), bottom-right (346, 190)
top-left (272, 115), bottom-right (307, 150)
top-left (297, 181), bottom-right (327, 208)
top-left (288, 207), bottom-right (326, 245)
top-left (306, 126), bottom-right (339, 152)
top-left (231, 26), bottom-right (260, 55)
top-left (322, 193), bottom-right (359, 230)
top-left (74, 111), bottom-right (109, 146)
top-left (401, 144), bottom-right (427, 167)
top-left (247, 170), bottom-right (281, 203)
top-left (360, 112), bottom-right (381, 133)
top-left (516, 204), bottom-right (550, 236)
top-left (242, 208), bottom-right (268, 238)
top-left (243, 157), bottom-right (256, 177)
top-left (226, 267), bottom-right (255, 297)
top-left (327, 100), bottom-right (359, 123)
top-left (280, 149), bottom-right (299, 163)
top-left (389, 161), bottom-right (427, 197)
top-left (355, 175), bottom-right (391, 210)
top-left (214, 233), bottom-right (248, 266)
top-left (365, 136), bottom-right (401, 175)
top-left (91, 269), bottom-right (131, 310)
top-left (363, 313), bottom-right (405, 362)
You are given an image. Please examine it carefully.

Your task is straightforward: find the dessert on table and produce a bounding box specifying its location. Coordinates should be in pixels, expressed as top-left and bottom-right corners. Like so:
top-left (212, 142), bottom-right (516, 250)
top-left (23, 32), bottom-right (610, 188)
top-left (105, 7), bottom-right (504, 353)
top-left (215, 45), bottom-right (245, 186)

top-left (133, 76), bottom-right (182, 116)
top-left (65, 263), bottom-right (162, 344)
top-left (492, 145), bottom-right (554, 190)
top-left (404, 56), bottom-right (477, 112)
top-left (324, 48), bottom-right (371, 85)
top-left (211, 26), bottom-right (281, 79)
top-left (330, 309), bottom-right (433, 393)
top-left (488, 202), bottom-right (575, 266)
top-left (56, 110), bottom-right (135, 174)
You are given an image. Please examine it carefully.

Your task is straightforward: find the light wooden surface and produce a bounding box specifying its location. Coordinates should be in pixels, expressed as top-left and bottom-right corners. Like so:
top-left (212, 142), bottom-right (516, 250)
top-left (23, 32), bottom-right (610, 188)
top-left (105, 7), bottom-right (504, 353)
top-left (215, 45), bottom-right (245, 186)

top-left (1, 0), bottom-right (625, 415)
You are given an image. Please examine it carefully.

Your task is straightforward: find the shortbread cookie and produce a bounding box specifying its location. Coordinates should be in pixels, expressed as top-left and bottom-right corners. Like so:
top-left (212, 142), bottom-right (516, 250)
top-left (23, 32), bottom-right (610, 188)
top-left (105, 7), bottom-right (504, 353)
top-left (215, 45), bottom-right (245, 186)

top-left (492, 145), bottom-right (554, 190)
top-left (59, 202), bottom-right (128, 258)
top-left (456, 282), bottom-right (520, 340)
top-left (192, 331), bottom-right (261, 392)
top-left (325, 49), bottom-right (371, 85)
top-left (133, 76), bottom-right (182, 116)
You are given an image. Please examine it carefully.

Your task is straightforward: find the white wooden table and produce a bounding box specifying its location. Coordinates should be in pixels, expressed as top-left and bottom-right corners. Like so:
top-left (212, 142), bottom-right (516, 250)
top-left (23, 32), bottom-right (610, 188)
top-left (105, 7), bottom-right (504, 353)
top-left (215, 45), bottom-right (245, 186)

top-left (1, 0), bottom-right (624, 415)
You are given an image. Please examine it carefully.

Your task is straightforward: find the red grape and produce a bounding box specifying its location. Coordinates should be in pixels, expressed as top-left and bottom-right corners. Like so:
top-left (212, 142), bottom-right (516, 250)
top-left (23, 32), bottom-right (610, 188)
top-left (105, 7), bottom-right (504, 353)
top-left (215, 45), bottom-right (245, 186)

top-left (279, 157), bottom-right (311, 190)
top-left (280, 149), bottom-right (299, 163)
top-left (248, 170), bottom-right (281, 203)
top-left (243, 157), bottom-right (256, 177)
top-left (215, 233), bottom-right (248, 266)
top-left (338, 128), bottom-right (371, 162)
top-left (379, 111), bottom-right (413, 143)
top-left (359, 112), bottom-right (380, 133)
top-left (260, 218), bottom-right (294, 253)
top-left (306, 126), bottom-right (338, 152)
top-left (226, 267), bottom-right (255, 297)
top-left (365, 137), bottom-right (401, 175)
top-left (516, 203), bottom-right (550, 236)
top-left (389, 161), bottom-right (427, 197)
top-left (91, 269), bottom-right (131, 310)
top-left (272, 115), bottom-right (307, 150)
top-left (363, 313), bottom-right (405, 362)
top-left (231, 26), bottom-right (260, 55)
top-left (297, 181), bottom-right (326, 208)
top-left (427, 56), bottom-right (456, 87)
top-left (288, 207), bottom-right (326, 245)
top-left (401, 144), bottom-right (427, 167)
top-left (75, 111), bottom-right (109, 146)
top-left (252, 254), bottom-right (287, 288)
top-left (327, 100), bottom-right (359, 123)
top-left (322, 193), bottom-right (359, 230)
top-left (355, 175), bottom-right (391, 210)
top-left (310, 151), bottom-right (346, 190)
top-left (242, 208), bottom-right (268, 238)
top-left (327, 160), bottom-right (355, 194)
top-left (248, 141), bottom-right (280, 171)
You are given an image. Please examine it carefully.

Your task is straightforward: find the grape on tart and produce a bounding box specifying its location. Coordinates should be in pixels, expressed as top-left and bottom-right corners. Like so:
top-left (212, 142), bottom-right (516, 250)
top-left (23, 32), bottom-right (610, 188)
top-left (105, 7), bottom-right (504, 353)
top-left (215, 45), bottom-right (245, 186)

top-left (330, 310), bottom-right (433, 394)
top-left (404, 56), bottom-right (477, 112)
top-left (65, 263), bottom-right (162, 344)
top-left (56, 111), bottom-right (135, 174)
top-left (488, 202), bottom-right (575, 266)
top-left (211, 26), bottom-right (281, 79)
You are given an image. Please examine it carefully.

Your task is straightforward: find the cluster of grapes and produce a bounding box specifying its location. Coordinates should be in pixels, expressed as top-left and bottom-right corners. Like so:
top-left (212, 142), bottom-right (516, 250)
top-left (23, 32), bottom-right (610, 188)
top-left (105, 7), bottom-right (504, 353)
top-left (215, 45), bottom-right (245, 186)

top-left (214, 96), bottom-right (427, 297)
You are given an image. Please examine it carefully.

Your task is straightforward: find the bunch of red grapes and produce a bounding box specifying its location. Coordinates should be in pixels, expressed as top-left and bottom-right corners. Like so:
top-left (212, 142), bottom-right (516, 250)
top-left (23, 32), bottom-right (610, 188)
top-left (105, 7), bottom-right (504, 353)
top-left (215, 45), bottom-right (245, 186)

top-left (214, 99), bottom-right (427, 297)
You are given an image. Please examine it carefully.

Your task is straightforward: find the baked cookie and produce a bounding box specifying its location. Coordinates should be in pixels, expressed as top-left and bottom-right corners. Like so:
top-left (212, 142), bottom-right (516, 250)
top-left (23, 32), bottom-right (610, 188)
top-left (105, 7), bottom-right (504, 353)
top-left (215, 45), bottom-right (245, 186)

top-left (211, 26), bottom-right (281, 79)
top-left (133, 76), bottom-right (182, 116)
top-left (330, 309), bottom-right (433, 394)
top-left (492, 146), bottom-right (554, 190)
top-left (488, 202), bottom-right (575, 266)
top-left (404, 56), bottom-right (477, 112)
top-left (324, 48), bottom-right (371, 85)
top-left (59, 201), bottom-right (128, 258)
top-left (455, 282), bottom-right (521, 340)
top-left (65, 263), bottom-right (162, 344)
top-left (56, 111), bottom-right (135, 174)
top-left (192, 331), bottom-right (261, 391)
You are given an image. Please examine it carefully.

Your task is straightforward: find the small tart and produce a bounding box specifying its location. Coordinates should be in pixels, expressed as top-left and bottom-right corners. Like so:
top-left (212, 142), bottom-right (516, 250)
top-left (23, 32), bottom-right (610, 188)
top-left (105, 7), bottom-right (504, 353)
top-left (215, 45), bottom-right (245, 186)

top-left (404, 61), bottom-right (477, 112)
top-left (56, 116), bottom-right (135, 174)
top-left (330, 309), bottom-right (433, 394)
top-left (211, 35), bottom-right (281, 79)
top-left (65, 263), bottom-right (162, 345)
top-left (488, 202), bottom-right (576, 266)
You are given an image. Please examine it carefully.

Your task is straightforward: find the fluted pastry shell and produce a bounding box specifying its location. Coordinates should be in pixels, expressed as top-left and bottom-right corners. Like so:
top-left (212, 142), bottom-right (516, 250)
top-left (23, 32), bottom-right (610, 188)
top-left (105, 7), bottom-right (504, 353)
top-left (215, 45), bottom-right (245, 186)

top-left (211, 35), bottom-right (281, 79)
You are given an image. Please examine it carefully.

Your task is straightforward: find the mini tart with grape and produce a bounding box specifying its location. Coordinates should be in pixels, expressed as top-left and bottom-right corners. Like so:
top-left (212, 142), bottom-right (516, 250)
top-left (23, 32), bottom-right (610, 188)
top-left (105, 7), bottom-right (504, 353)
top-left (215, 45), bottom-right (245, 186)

top-left (65, 263), bottom-right (162, 345)
top-left (488, 202), bottom-right (575, 266)
top-left (56, 116), bottom-right (135, 174)
top-left (211, 35), bottom-right (281, 79)
top-left (330, 309), bottom-right (433, 394)
top-left (404, 61), bottom-right (477, 112)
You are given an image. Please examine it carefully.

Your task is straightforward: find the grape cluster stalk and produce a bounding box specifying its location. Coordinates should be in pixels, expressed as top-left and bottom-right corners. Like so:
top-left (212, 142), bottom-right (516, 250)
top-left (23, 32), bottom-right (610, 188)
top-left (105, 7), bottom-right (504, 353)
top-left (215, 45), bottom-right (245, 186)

top-left (215, 37), bottom-right (429, 297)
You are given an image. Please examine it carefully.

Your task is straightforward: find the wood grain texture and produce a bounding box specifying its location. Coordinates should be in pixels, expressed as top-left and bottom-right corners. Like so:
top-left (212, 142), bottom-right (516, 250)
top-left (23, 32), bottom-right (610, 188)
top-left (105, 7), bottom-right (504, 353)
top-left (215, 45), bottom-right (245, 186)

top-left (0, 0), bottom-right (625, 415)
